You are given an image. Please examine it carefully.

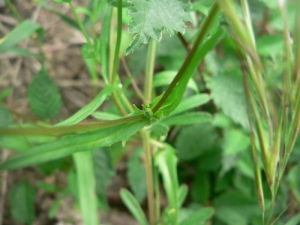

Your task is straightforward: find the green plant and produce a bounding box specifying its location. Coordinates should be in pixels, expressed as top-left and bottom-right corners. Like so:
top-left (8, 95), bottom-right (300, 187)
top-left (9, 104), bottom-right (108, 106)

top-left (0, 0), bottom-right (299, 225)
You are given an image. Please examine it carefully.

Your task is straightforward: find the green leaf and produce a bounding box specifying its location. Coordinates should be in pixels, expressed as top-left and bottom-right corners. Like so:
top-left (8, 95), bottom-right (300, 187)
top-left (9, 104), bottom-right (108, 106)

top-left (93, 148), bottom-right (115, 210)
top-left (92, 111), bottom-right (121, 120)
top-left (191, 173), bottom-right (210, 203)
top-left (0, 105), bottom-right (12, 127)
top-left (256, 34), bottom-right (284, 56)
top-left (171, 94), bottom-right (211, 116)
top-left (9, 180), bottom-right (36, 224)
top-left (155, 144), bottom-right (179, 223)
top-left (73, 151), bottom-right (99, 225)
top-left (221, 129), bottom-right (250, 175)
top-left (213, 191), bottom-right (261, 225)
top-left (178, 184), bottom-right (188, 207)
top-left (127, 147), bottom-right (147, 203)
top-left (179, 207), bottom-right (214, 225)
top-left (154, 29), bottom-right (224, 118)
top-left (0, 117), bottom-right (149, 170)
top-left (206, 71), bottom-right (249, 128)
top-left (120, 189), bottom-right (149, 225)
top-left (175, 123), bottom-right (218, 161)
top-left (286, 213), bottom-right (300, 225)
top-left (55, 86), bottom-right (115, 126)
top-left (27, 65), bottom-right (62, 119)
top-left (154, 71), bottom-right (198, 93)
top-left (0, 19), bottom-right (42, 54)
top-left (0, 88), bottom-right (12, 101)
top-left (7, 47), bottom-right (44, 59)
top-left (162, 112), bottom-right (211, 126)
top-left (125, 0), bottom-right (191, 55)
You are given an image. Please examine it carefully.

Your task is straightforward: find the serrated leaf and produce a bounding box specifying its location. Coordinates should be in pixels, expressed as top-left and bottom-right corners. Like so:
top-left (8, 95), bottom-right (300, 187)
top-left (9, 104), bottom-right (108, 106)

top-left (0, 19), bottom-right (42, 54)
top-left (175, 123), bottom-right (218, 161)
top-left (120, 189), bottom-right (149, 225)
top-left (93, 148), bottom-right (115, 210)
top-left (73, 151), bottom-right (99, 225)
top-left (221, 129), bottom-right (250, 175)
top-left (28, 65), bottom-right (62, 119)
top-left (0, 117), bottom-right (149, 170)
top-left (9, 180), bottom-right (36, 224)
top-left (55, 86), bottom-right (115, 126)
top-left (125, 0), bottom-right (191, 55)
top-left (127, 147), bottom-right (147, 203)
top-left (206, 71), bottom-right (249, 128)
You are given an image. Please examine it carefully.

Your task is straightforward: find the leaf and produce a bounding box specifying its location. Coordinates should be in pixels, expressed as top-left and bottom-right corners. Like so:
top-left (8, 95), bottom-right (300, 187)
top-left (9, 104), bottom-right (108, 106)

top-left (286, 213), bottom-right (300, 225)
top-left (206, 71), bottom-right (249, 128)
top-left (125, 0), bottom-right (191, 55)
top-left (120, 189), bottom-right (149, 225)
top-left (93, 148), bottom-right (115, 210)
top-left (162, 112), bottom-right (211, 126)
top-left (178, 184), bottom-right (188, 207)
top-left (179, 207), bottom-right (214, 225)
top-left (221, 129), bottom-right (250, 175)
top-left (171, 94), bottom-right (211, 116)
top-left (155, 144), bottom-right (179, 223)
top-left (0, 105), bottom-right (12, 127)
top-left (153, 71), bottom-right (198, 93)
top-left (175, 123), bottom-right (218, 161)
top-left (153, 29), bottom-right (224, 118)
top-left (0, 117), bottom-right (149, 170)
top-left (191, 173), bottom-right (210, 204)
top-left (0, 19), bottom-right (42, 54)
top-left (213, 191), bottom-right (261, 225)
top-left (27, 65), bottom-right (62, 119)
top-left (0, 88), bottom-right (12, 101)
top-left (92, 111), bottom-right (121, 120)
top-left (256, 34), bottom-right (284, 56)
top-left (73, 151), bottom-right (99, 225)
top-left (9, 180), bottom-right (36, 224)
top-left (127, 147), bottom-right (147, 203)
top-left (55, 86), bottom-right (115, 126)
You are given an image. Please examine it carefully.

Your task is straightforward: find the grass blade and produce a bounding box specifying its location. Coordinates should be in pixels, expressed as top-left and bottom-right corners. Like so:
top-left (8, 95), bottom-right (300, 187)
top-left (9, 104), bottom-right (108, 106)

top-left (120, 188), bottom-right (149, 225)
top-left (0, 19), bottom-right (41, 54)
top-left (55, 86), bottom-right (116, 126)
top-left (73, 151), bottom-right (99, 225)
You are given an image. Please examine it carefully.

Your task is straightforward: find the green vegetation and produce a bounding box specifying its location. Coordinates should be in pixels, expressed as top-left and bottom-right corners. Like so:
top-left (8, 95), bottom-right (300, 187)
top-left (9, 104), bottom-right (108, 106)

top-left (0, 0), bottom-right (299, 224)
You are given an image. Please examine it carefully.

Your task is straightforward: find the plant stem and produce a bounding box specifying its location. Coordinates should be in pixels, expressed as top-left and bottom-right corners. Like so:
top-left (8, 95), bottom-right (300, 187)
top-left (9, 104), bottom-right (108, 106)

top-left (0, 115), bottom-right (145, 136)
top-left (152, 2), bottom-right (219, 113)
top-left (4, 0), bottom-right (22, 22)
top-left (144, 39), bottom-right (156, 105)
top-left (141, 38), bottom-right (157, 225)
top-left (141, 129), bottom-right (155, 225)
top-left (111, 0), bottom-right (123, 84)
top-left (69, 2), bottom-right (92, 48)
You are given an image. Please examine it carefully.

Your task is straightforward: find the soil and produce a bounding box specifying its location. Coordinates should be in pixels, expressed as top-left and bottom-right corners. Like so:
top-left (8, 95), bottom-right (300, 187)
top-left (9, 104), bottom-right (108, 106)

top-left (0, 1), bottom-right (142, 224)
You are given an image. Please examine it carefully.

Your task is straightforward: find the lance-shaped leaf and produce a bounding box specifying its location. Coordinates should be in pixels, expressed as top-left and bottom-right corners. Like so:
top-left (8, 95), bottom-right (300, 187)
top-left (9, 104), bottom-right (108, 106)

top-left (125, 0), bottom-right (191, 55)
top-left (0, 117), bottom-right (149, 170)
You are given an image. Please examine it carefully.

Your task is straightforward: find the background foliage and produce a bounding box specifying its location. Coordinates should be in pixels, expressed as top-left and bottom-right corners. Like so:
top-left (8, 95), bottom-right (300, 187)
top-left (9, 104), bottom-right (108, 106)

top-left (0, 0), bottom-right (299, 225)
